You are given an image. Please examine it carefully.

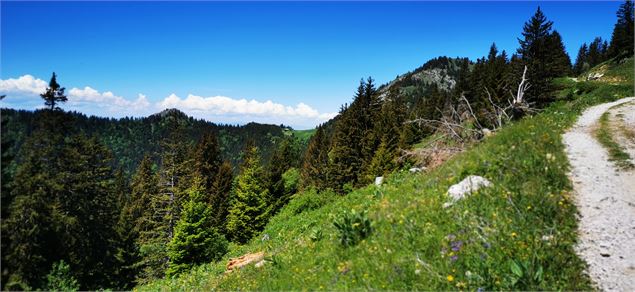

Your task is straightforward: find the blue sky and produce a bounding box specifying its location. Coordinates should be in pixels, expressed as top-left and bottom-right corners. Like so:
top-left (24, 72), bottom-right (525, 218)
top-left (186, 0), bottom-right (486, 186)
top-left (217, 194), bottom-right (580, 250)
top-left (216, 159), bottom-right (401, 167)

top-left (0, 1), bottom-right (621, 129)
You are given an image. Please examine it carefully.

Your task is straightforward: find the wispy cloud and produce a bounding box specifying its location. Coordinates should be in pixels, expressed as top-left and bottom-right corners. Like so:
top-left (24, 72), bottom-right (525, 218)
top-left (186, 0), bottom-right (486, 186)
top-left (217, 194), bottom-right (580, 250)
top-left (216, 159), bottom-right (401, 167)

top-left (0, 75), bottom-right (336, 129)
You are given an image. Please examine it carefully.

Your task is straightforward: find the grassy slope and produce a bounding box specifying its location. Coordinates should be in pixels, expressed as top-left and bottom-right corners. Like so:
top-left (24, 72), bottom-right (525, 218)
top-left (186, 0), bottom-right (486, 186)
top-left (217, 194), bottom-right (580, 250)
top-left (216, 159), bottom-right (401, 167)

top-left (138, 59), bottom-right (633, 291)
top-left (289, 128), bottom-right (317, 142)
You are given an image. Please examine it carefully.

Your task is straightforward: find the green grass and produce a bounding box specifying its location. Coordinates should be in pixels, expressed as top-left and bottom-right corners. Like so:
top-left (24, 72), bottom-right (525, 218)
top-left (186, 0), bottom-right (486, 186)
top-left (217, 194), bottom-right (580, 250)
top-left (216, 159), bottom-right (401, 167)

top-left (595, 111), bottom-right (634, 169)
top-left (289, 128), bottom-right (317, 142)
top-left (138, 59), bottom-right (633, 292)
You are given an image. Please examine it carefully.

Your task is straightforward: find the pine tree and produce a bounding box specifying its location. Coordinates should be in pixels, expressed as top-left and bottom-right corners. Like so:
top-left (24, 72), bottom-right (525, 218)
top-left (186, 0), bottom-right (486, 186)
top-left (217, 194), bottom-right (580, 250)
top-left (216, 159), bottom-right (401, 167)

top-left (517, 7), bottom-right (567, 105)
top-left (573, 43), bottom-right (589, 75)
top-left (226, 145), bottom-right (270, 244)
top-left (166, 179), bottom-right (228, 276)
top-left (545, 31), bottom-right (572, 77)
top-left (118, 155), bottom-right (157, 287)
top-left (301, 126), bottom-right (330, 189)
top-left (40, 73), bottom-right (67, 110)
top-left (209, 161), bottom-right (233, 235)
top-left (327, 78), bottom-right (378, 192)
top-left (191, 132), bottom-right (222, 195)
top-left (609, 0), bottom-right (635, 58)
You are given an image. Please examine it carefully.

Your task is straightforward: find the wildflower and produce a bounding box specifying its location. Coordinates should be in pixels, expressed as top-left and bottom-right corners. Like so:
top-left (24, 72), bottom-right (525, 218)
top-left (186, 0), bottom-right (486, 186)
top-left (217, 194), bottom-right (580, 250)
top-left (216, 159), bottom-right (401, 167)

top-left (415, 269), bottom-right (421, 275)
top-left (511, 232), bottom-right (517, 237)
top-left (447, 275), bottom-right (454, 282)
top-left (450, 255), bottom-right (458, 262)
top-left (527, 205), bottom-right (532, 210)
top-left (456, 281), bottom-right (467, 288)
top-left (451, 240), bottom-right (463, 251)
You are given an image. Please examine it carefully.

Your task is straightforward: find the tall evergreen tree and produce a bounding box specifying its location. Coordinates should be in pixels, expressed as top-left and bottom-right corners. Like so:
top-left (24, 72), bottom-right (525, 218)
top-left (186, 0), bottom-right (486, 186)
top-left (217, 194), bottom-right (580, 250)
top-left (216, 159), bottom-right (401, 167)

top-left (191, 132), bottom-right (222, 195)
top-left (573, 43), bottom-right (589, 75)
top-left (301, 126), bottom-right (330, 190)
top-left (40, 73), bottom-right (67, 110)
top-left (166, 179), bottom-right (228, 276)
top-left (609, 0), bottom-right (635, 58)
top-left (517, 7), bottom-right (568, 105)
top-left (118, 155), bottom-right (158, 286)
top-left (545, 31), bottom-right (572, 77)
top-left (209, 161), bottom-right (234, 235)
top-left (226, 145), bottom-right (270, 244)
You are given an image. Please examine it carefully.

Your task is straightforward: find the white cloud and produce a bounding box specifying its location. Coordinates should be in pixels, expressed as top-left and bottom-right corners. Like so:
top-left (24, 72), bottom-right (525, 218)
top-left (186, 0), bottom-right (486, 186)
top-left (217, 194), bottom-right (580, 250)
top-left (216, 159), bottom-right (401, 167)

top-left (0, 74), bottom-right (337, 129)
top-left (159, 93), bottom-right (336, 122)
top-left (0, 75), bottom-right (48, 96)
top-left (68, 87), bottom-right (151, 110)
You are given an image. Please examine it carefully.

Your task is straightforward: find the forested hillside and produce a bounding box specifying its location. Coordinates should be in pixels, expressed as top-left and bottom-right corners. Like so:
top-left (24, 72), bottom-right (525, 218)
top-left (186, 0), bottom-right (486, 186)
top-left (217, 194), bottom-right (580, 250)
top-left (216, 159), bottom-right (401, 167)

top-left (1, 1), bottom-right (633, 291)
top-left (1, 108), bottom-right (302, 176)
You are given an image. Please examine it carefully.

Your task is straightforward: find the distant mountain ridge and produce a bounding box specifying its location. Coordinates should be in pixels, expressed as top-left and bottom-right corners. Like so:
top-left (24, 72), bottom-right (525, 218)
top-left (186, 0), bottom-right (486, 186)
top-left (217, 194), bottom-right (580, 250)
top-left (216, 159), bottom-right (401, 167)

top-left (1, 108), bottom-right (301, 175)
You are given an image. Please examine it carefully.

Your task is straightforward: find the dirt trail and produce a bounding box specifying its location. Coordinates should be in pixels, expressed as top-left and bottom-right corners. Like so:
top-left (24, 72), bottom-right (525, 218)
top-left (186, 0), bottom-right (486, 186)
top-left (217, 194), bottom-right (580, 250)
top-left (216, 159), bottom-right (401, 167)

top-left (563, 97), bottom-right (635, 291)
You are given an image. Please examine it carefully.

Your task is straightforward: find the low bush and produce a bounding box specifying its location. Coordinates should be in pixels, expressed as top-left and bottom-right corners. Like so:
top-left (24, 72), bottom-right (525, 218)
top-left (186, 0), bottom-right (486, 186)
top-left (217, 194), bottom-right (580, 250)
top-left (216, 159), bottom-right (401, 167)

top-left (333, 209), bottom-right (372, 247)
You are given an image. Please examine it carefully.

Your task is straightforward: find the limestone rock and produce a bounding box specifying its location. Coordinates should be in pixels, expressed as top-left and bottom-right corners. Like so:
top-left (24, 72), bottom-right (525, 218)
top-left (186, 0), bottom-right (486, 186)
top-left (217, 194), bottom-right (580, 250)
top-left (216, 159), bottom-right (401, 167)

top-left (446, 175), bottom-right (492, 202)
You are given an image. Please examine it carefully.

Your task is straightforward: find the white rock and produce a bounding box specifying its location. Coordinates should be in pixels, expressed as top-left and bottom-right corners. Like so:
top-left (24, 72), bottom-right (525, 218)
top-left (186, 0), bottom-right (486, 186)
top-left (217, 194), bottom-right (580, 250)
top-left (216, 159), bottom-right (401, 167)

top-left (446, 175), bottom-right (492, 201)
top-left (254, 260), bottom-right (266, 268)
top-left (375, 176), bottom-right (384, 186)
top-left (482, 128), bottom-right (493, 137)
top-left (587, 72), bottom-right (604, 80)
top-left (409, 167), bottom-right (426, 173)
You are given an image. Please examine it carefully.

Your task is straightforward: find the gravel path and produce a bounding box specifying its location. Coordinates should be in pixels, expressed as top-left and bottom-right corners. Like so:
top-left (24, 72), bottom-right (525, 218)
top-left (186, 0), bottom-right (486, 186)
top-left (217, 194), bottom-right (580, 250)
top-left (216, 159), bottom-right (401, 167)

top-left (563, 97), bottom-right (635, 291)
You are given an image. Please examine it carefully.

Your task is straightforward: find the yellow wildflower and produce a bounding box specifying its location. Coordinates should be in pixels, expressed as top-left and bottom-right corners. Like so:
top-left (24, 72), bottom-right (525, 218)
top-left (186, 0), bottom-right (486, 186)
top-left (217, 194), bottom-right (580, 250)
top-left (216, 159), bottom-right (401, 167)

top-left (447, 275), bottom-right (454, 282)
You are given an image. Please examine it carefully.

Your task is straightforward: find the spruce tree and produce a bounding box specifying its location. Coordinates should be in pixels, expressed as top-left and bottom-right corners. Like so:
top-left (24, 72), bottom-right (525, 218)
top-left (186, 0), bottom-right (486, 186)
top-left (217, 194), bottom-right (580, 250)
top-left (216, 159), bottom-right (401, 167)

top-left (517, 7), bottom-right (567, 105)
top-left (573, 43), bottom-right (589, 75)
top-left (301, 126), bottom-right (330, 189)
top-left (545, 31), bottom-right (572, 77)
top-left (209, 161), bottom-right (233, 235)
top-left (191, 132), bottom-right (222, 195)
top-left (40, 73), bottom-right (67, 110)
top-left (609, 0), bottom-right (635, 58)
top-left (226, 145), bottom-right (270, 244)
top-left (166, 179), bottom-right (228, 276)
top-left (119, 155), bottom-right (157, 286)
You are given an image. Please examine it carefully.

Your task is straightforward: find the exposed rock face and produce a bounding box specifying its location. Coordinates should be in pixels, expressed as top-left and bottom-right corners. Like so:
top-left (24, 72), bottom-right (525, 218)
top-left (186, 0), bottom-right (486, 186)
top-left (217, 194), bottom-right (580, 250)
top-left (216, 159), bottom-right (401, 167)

top-left (226, 252), bottom-right (265, 273)
top-left (410, 68), bottom-right (457, 92)
top-left (446, 175), bottom-right (492, 203)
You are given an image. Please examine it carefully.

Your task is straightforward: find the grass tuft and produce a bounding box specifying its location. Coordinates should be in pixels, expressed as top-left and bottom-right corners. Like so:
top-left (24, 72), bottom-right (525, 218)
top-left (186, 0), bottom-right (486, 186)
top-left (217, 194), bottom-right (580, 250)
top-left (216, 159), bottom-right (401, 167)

top-left (595, 111), bottom-right (634, 169)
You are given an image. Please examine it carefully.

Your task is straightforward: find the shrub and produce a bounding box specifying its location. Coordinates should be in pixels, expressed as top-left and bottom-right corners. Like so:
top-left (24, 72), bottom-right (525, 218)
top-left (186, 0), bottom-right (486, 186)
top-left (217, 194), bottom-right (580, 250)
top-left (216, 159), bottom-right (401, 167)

top-left (333, 209), bottom-right (372, 247)
top-left (46, 260), bottom-right (79, 292)
top-left (287, 188), bottom-right (335, 215)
